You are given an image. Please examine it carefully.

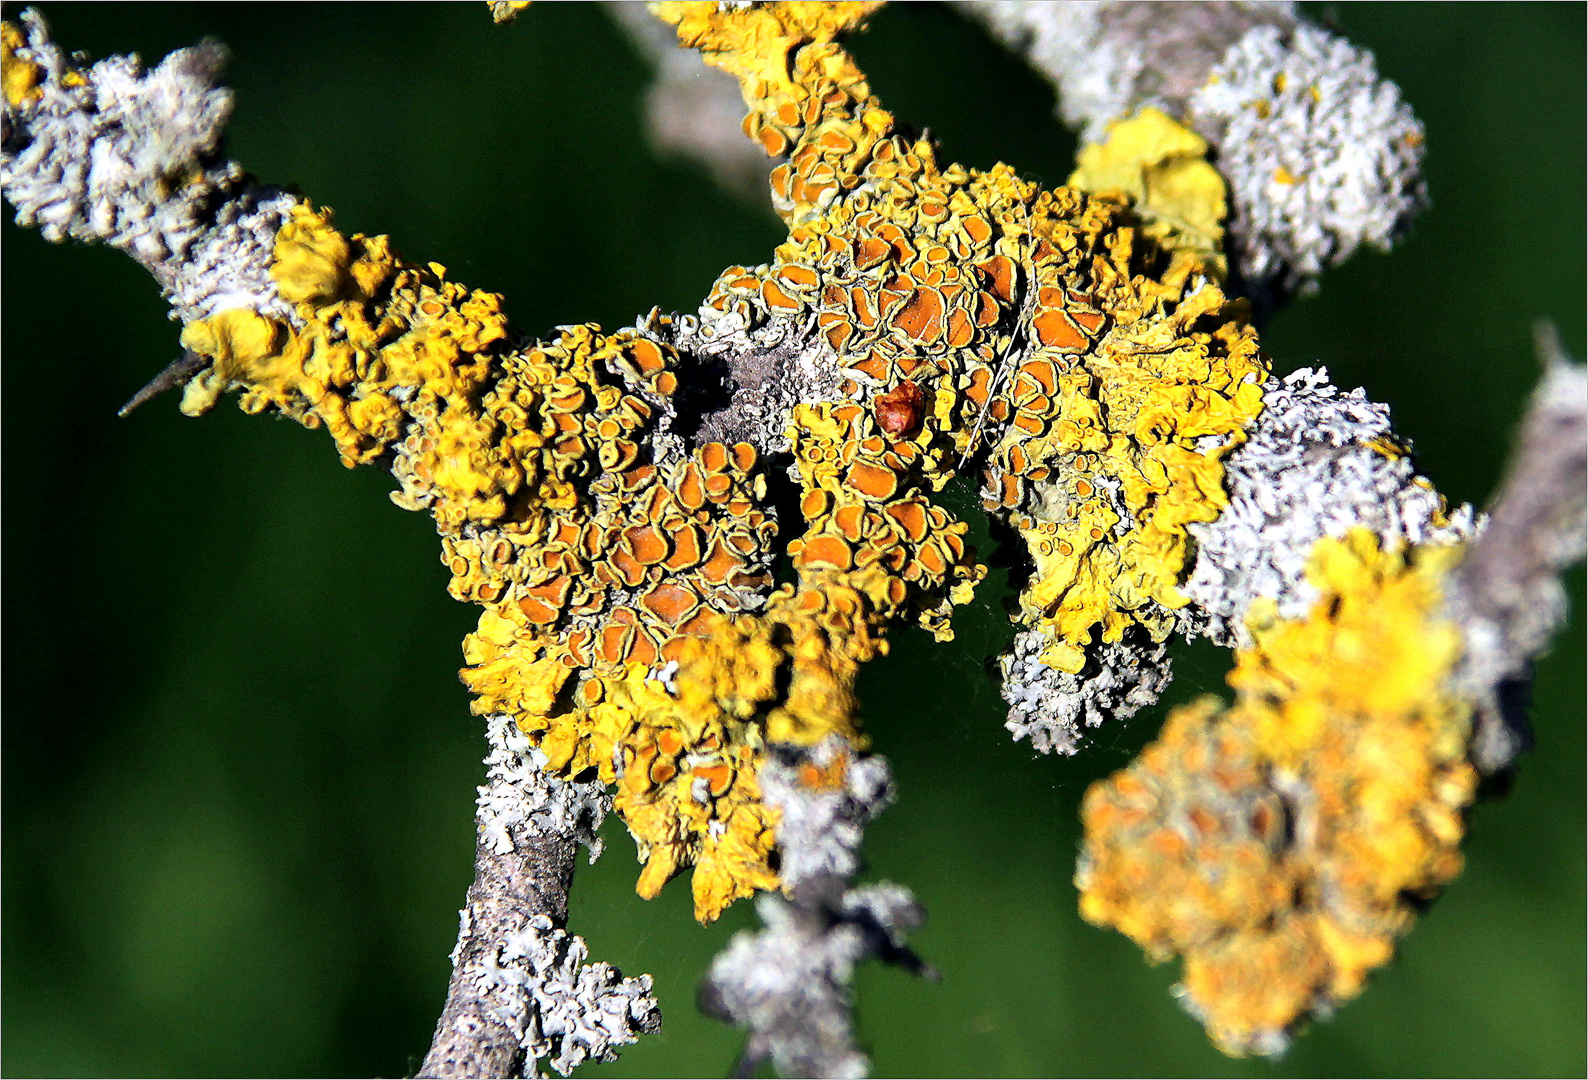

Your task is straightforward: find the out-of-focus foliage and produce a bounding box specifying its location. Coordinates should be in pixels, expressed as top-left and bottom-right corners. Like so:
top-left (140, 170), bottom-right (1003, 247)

top-left (2, 4), bottom-right (1581, 1076)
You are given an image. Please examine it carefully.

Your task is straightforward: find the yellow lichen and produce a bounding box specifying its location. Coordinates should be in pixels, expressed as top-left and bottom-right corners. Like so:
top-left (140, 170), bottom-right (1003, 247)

top-left (1, 21), bottom-right (44, 107)
top-left (977, 191), bottom-right (1264, 673)
top-left (657, 1), bottom-right (885, 225)
top-left (175, 197), bottom-right (794, 919)
top-left (1069, 107), bottom-right (1229, 275)
top-left (182, 202), bottom-right (507, 490)
top-left (488, 0), bottom-right (533, 24)
top-left (1077, 529), bottom-right (1474, 1056)
top-left (168, 1), bottom-right (1273, 924)
top-left (664, 2), bottom-right (1266, 687)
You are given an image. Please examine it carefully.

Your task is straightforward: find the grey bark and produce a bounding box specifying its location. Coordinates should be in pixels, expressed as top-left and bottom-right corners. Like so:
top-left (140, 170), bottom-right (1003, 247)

top-left (1451, 325), bottom-right (1588, 773)
top-left (419, 833), bottom-right (577, 1079)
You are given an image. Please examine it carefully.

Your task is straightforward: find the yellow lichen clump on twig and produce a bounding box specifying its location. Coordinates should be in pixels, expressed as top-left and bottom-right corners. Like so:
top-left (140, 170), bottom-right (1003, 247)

top-left (1077, 529), bottom-right (1474, 1055)
top-left (665, 0), bottom-right (1266, 676)
top-left (181, 198), bottom-right (792, 919)
top-left (156, 1), bottom-right (1268, 923)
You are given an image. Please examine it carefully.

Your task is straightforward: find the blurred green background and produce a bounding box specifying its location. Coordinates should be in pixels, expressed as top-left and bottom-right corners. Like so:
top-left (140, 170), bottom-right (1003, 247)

top-left (3, 4), bottom-right (1582, 1076)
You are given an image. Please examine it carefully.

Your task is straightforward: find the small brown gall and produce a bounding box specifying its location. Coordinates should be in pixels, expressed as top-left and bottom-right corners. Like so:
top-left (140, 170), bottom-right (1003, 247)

top-left (874, 380), bottom-right (926, 437)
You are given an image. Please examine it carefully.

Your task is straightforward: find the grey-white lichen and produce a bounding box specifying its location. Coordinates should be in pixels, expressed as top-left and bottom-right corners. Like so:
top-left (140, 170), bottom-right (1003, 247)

top-left (699, 738), bottom-right (928, 1078)
top-left (1, 9), bottom-right (294, 324)
top-left (447, 907), bottom-right (661, 1078)
top-left (1188, 23), bottom-right (1427, 304)
top-left (436, 714), bottom-right (659, 1077)
top-left (759, 736), bottom-right (895, 895)
top-left (701, 885), bottom-right (927, 1080)
top-left (479, 713), bottom-right (610, 860)
top-left (1181, 367), bottom-right (1476, 647)
top-left (999, 626), bottom-right (1173, 755)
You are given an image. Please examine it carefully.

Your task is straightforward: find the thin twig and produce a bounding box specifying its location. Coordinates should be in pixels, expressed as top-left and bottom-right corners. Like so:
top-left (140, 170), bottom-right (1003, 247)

top-left (117, 349), bottom-right (207, 417)
top-left (1450, 323), bottom-right (1587, 772)
top-left (418, 829), bottom-right (577, 1079)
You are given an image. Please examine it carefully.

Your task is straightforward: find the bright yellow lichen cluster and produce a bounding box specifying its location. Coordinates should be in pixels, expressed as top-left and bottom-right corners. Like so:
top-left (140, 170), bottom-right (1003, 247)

top-left (160, 1), bottom-right (1269, 924)
top-left (179, 199), bottom-right (802, 919)
top-left (1, 21), bottom-right (43, 107)
top-left (1076, 529), bottom-right (1474, 1055)
top-left (978, 202), bottom-right (1263, 674)
top-left (665, 1), bottom-right (1266, 683)
top-left (1068, 107), bottom-right (1230, 277)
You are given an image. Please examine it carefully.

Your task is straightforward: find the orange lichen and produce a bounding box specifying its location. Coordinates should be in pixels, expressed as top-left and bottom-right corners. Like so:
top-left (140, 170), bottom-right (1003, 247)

top-left (169, 1), bottom-right (1268, 925)
top-left (1077, 530), bottom-right (1473, 1056)
top-left (662, 2), bottom-right (1265, 693)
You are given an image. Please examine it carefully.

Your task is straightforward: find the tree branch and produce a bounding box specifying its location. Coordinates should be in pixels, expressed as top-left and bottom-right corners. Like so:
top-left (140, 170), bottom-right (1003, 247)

top-left (1450, 326), bottom-right (1588, 772)
top-left (604, 2), bottom-right (771, 203)
top-left (422, 716), bottom-right (659, 1079)
top-left (4, 4), bottom-right (1579, 1075)
top-left (422, 830), bottom-right (577, 1079)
